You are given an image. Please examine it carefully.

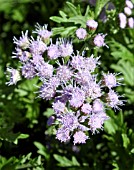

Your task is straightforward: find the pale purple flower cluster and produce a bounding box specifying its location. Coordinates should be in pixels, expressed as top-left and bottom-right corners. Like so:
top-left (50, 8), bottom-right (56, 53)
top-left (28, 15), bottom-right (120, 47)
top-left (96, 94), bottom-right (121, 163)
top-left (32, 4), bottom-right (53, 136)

top-left (7, 23), bottom-right (124, 145)
top-left (119, 0), bottom-right (134, 29)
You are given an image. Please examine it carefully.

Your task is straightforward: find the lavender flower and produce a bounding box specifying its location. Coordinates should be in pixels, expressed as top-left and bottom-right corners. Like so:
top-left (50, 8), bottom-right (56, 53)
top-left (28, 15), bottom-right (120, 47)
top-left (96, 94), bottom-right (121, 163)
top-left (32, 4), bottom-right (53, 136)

top-left (31, 55), bottom-right (44, 66)
top-left (36, 62), bottom-right (53, 79)
top-left (59, 112), bottom-right (79, 131)
top-left (52, 101), bottom-right (66, 114)
top-left (106, 90), bottom-right (123, 109)
top-left (81, 103), bottom-right (92, 114)
top-left (76, 28), bottom-right (87, 39)
top-left (75, 70), bottom-right (93, 85)
top-left (12, 47), bottom-right (23, 59)
top-left (86, 19), bottom-right (98, 30)
top-left (85, 54), bottom-right (100, 72)
top-left (39, 83), bottom-right (56, 100)
top-left (59, 39), bottom-right (73, 57)
top-left (73, 131), bottom-right (88, 145)
top-left (56, 65), bottom-right (72, 82)
top-left (71, 54), bottom-right (85, 70)
top-left (93, 33), bottom-right (108, 47)
top-left (13, 31), bottom-right (30, 49)
top-left (30, 37), bottom-right (47, 55)
top-left (33, 23), bottom-right (52, 41)
top-left (49, 76), bottom-right (60, 88)
top-left (88, 112), bottom-right (109, 133)
top-left (69, 87), bottom-right (85, 108)
top-left (56, 127), bottom-right (70, 142)
top-left (21, 62), bottom-right (36, 79)
top-left (7, 23), bottom-right (124, 145)
top-left (6, 68), bottom-right (21, 85)
top-left (92, 99), bottom-right (104, 113)
top-left (19, 51), bottom-right (31, 62)
top-left (103, 73), bottom-right (117, 89)
top-left (84, 81), bottom-right (102, 99)
top-left (47, 43), bottom-right (61, 59)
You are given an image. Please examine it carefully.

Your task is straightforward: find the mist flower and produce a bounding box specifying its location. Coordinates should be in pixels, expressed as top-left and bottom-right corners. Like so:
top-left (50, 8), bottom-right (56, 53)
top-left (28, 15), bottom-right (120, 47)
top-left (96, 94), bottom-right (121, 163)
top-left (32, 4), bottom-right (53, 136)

top-left (30, 37), bottom-right (47, 55)
top-left (86, 19), bottom-right (98, 30)
top-left (47, 44), bottom-right (61, 59)
top-left (103, 73), bottom-right (117, 89)
top-left (93, 33), bottom-right (108, 47)
top-left (56, 65), bottom-right (72, 82)
top-left (106, 90), bottom-right (123, 109)
top-left (81, 103), bottom-right (92, 114)
top-left (7, 22), bottom-right (124, 145)
top-left (21, 62), bottom-right (36, 79)
top-left (13, 31), bottom-right (29, 49)
top-left (33, 23), bottom-right (52, 40)
top-left (52, 101), bottom-right (66, 114)
top-left (59, 39), bottom-right (73, 57)
top-left (56, 128), bottom-right (70, 142)
top-left (73, 131), bottom-right (88, 145)
top-left (39, 83), bottom-right (55, 100)
top-left (6, 68), bottom-right (21, 85)
top-left (76, 28), bottom-right (87, 39)
top-left (88, 112), bottom-right (109, 133)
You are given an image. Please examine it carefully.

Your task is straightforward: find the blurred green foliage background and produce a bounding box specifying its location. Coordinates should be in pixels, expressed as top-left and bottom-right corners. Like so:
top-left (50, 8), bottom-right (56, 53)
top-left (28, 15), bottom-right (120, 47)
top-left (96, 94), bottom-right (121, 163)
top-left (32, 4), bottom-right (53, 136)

top-left (0, 0), bottom-right (134, 169)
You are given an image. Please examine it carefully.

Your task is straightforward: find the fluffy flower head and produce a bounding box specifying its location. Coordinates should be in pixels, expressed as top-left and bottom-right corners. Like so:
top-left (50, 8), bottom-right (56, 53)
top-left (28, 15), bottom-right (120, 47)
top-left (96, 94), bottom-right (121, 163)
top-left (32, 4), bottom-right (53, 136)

top-left (76, 28), bottom-right (87, 39)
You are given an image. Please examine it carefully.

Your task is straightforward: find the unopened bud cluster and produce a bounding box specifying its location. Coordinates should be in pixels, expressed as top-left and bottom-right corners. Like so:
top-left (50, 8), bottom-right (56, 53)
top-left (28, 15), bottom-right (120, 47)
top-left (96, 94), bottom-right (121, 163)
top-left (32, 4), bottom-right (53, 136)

top-left (119, 0), bottom-right (134, 28)
top-left (6, 22), bottom-right (124, 144)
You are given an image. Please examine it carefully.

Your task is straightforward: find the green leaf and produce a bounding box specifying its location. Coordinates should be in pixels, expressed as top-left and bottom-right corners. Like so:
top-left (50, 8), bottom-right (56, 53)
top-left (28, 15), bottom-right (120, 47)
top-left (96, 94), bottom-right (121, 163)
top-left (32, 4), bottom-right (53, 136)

top-left (53, 154), bottom-right (80, 167)
top-left (14, 133), bottom-right (29, 144)
top-left (43, 108), bottom-right (54, 118)
top-left (84, 5), bottom-right (90, 17)
top-left (68, 16), bottom-right (87, 27)
top-left (59, 10), bottom-right (67, 19)
top-left (60, 26), bottom-right (77, 36)
top-left (130, 148), bottom-right (134, 154)
top-left (95, 0), bottom-right (109, 18)
top-left (52, 27), bottom-right (66, 35)
top-left (111, 60), bottom-right (134, 87)
top-left (110, 40), bottom-right (134, 63)
top-left (104, 118), bottom-right (117, 134)
top-left (12, 10), bottom-right (24, 22)
top-left (50, 16), bottom-right (68, 23)
top-left (34, 142), bottom-right (50, 160)
top-left (121, 133), bottom-right (130, 149)
top-left (71, 156), bottom-right (80, 166)
top-left (52, 26), bottom-right (77, 37)
top-left (66, 1), bottom-right (78, 15)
